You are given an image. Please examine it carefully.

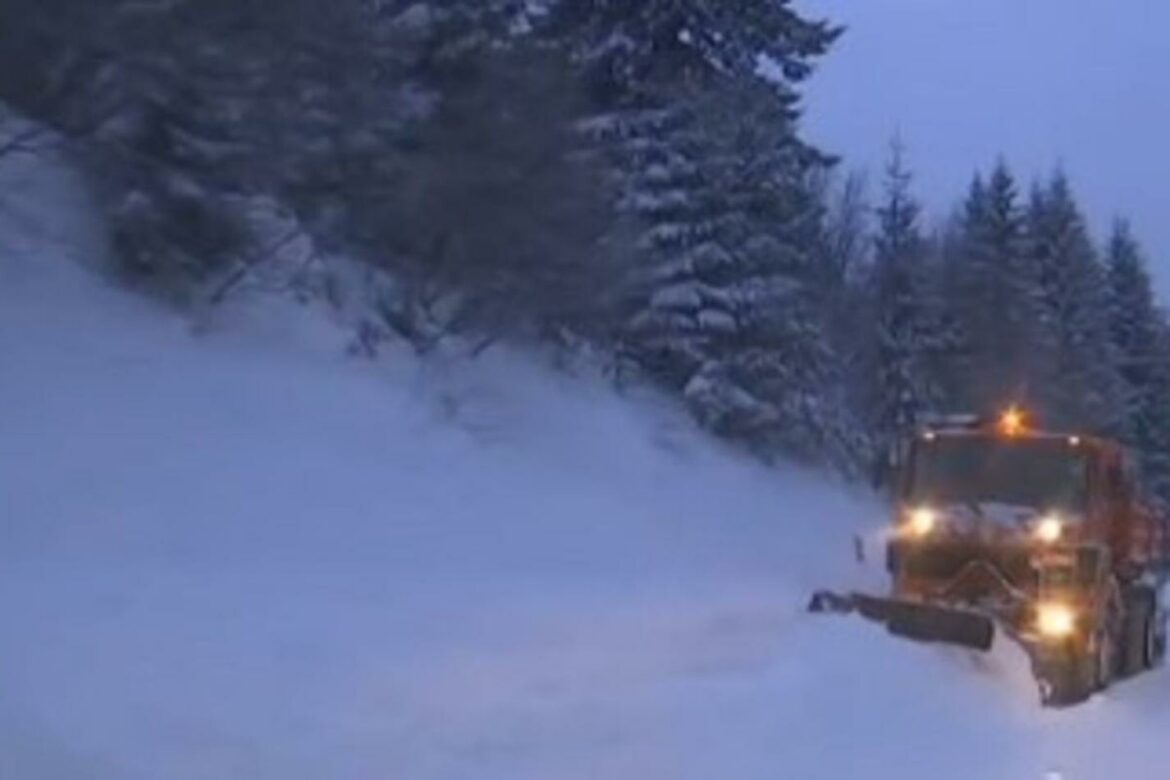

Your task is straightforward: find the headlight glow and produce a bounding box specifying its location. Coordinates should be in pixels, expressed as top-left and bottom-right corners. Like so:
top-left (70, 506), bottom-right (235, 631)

top-left (1034, 515), bottom-right (1064, 544)
top-left (1037, 603), bottom-right (1077, 638)
top-left (907, 507), bottom-right (937, 538)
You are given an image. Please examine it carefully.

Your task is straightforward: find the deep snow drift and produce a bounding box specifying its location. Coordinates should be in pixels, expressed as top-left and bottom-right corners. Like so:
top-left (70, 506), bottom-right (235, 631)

top-left (2, 132), bottom-right (1169, 780)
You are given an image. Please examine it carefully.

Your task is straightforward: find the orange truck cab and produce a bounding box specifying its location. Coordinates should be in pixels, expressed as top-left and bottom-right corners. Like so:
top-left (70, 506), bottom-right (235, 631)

top-left (888, 410), bottom-right (1168, 705)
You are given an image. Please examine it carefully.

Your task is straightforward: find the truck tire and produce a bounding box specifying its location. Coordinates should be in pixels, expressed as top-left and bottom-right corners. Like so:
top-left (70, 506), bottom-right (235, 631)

top-left (1039, 615), bottom-right (1117, 707)
top-left (1039, 651), bottom-right (1097, 707)
top-left (1148, 589), bottom-right (1167, 668)
top-left (1097, 625), bottom-right (1118, 691)
top-left (1121, 587), bottom-right (1155, 677)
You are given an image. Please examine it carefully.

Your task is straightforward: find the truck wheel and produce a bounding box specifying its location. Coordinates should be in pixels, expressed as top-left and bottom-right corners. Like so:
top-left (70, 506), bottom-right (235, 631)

top-left (1121, 587), bottom-right (1157, 676)
top-left (1149, 591), bottom-right (1167, 668)
top-left (1096, 627), bottom-right (1117, 691)
top-left (1038, 649), bottom-right (1097, 707)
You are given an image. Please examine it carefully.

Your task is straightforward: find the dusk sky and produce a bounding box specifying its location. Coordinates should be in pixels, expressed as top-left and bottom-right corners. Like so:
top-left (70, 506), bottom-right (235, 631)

top-left (799, 0), bottom-right (1170, 298)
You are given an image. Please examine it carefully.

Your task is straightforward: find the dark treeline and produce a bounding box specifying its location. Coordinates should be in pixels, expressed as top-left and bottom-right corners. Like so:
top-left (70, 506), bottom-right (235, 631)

top-left (3, 1), bottom-right (1169, 498)
top-left (862, 150), bottom-right (1170, 500)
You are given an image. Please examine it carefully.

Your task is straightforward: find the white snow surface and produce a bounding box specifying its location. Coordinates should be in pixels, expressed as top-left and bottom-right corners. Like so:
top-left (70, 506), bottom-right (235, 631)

top-left (2, 133), bottom-right (1170, 780)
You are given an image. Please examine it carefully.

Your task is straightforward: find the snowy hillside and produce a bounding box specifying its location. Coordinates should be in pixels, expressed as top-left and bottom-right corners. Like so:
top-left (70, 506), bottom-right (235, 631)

top-left (2, 140), bottom-right (1169, 780)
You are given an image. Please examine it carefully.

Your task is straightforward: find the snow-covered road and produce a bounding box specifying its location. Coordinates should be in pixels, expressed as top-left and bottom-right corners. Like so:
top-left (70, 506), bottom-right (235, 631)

top-left (3, 130), bottom-right (1169, 780)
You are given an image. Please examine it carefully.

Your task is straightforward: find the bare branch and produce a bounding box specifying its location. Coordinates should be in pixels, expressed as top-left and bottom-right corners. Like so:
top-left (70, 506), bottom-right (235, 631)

top-left (206, 228), bottom-right (308, 305)
top-left (0, 123), bottom-right (52, 160)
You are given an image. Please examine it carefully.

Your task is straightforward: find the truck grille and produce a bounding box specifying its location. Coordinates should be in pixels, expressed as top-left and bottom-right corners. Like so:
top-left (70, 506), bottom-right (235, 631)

top-left (897, 542), bottom-right (1037, 599)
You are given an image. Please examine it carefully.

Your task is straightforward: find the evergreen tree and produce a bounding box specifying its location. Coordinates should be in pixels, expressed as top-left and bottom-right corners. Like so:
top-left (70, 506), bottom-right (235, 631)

top-left (950, 161), bottom-right (1041, 412)
top-left (561, 0), bottom-right (852, 466)
top-left (1104, 221), bottom-right (1170, 500)
top-left (554, 0), bottom-right (840, 101)
top-left (1024, 172), bottom-right (1123, 431)
top-left (865, 140), bottom-right (944, 483)
top-left (377, 41), bottom-right (618, 346)
top-left (814, 169), bottom-right (875, 464)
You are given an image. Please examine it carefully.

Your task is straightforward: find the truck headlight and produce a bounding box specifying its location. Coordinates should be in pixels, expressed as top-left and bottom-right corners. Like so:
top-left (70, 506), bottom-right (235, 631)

top-left (1034, 515), bottom-right (1064, 544)
top-left (907, 507), bottom-right (937, 538)
top-left (1037, 603), bottom-right (1077, 639)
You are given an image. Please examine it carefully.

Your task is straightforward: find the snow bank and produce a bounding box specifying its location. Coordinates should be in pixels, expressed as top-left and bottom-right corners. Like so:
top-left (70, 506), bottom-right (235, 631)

top-left (2, 119), bottom-right (1168, 780)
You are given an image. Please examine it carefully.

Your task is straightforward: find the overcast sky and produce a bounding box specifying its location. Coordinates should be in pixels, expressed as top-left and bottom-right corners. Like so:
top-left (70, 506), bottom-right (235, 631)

top-left (797, 0), bottom-right (1170, 298)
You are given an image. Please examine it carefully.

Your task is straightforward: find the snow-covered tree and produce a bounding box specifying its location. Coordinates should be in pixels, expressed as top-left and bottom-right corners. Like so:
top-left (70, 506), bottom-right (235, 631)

top-left (864, 140), bottom-right (947, 484)
top-left (612, 80), bottom-right (833, 454)
top-left (1024, 172), bottom-right (1124, 431)
top-left (560, 0), bottom-right (853, 466)
top-left (554, 0), bottom-right (839, 101)
top-left (1103, 221), bottom-right (1170, 500)
top-left (376, 41), bottom-right (620, 348)
top-left (948, 162), bottom-right (1043, 412)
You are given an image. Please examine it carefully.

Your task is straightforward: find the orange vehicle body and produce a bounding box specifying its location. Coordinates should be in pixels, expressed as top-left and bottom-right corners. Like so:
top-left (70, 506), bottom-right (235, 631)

top-left (886, 417), bottom-right (1168, 704)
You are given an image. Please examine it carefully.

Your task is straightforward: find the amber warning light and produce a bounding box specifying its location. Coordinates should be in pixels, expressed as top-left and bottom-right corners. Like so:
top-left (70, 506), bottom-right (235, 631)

top-left (998, 406), bottom-right (1026, 436)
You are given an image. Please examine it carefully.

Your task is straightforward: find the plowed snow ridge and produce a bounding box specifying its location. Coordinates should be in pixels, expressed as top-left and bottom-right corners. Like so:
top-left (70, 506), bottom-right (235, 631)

top-left (1, 122), bottom-right (1167, 780)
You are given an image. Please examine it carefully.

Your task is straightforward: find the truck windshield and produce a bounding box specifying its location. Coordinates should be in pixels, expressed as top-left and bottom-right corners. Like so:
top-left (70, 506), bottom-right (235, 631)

top-left (907, 436), bottom-right (1088, 513)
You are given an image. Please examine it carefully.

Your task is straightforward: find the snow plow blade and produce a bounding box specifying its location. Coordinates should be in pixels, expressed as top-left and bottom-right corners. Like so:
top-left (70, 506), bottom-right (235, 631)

top-left (808, 590), bottom-right (995, 652)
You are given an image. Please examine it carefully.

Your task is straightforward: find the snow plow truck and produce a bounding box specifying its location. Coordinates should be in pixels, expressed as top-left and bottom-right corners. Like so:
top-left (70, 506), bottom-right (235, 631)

top-left (810, 408), bottom-right (1170, 706)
